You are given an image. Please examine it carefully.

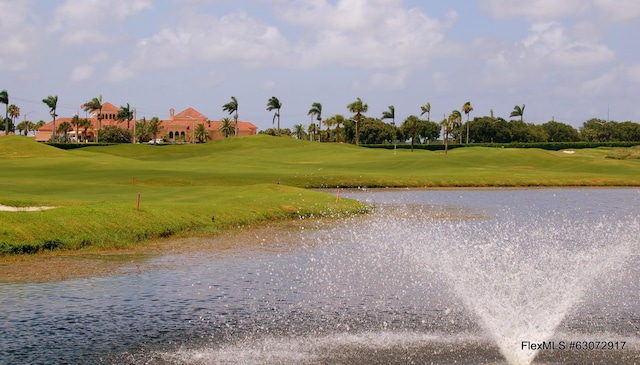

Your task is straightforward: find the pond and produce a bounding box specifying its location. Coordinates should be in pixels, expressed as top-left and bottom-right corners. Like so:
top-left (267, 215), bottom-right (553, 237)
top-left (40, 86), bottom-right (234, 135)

top-left (1, 188), bottom-right (639, 364)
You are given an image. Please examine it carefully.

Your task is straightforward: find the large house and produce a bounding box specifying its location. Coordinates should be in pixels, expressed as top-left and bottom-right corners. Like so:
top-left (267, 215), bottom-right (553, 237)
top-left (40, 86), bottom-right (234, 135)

top-left (35, 102), bottom-right (257, 142)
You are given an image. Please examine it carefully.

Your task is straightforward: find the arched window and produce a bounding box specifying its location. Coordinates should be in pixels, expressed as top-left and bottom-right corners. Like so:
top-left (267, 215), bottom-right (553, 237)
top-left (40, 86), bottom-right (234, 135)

top-left (169, 131), bottom-right (174, 138)
top-left (180, 131), bottom-right (185, 137)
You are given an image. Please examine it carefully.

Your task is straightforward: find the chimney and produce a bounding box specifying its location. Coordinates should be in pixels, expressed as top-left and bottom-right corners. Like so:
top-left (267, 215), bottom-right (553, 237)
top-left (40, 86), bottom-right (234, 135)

top-left (170, 108), bottom-right (175, 120)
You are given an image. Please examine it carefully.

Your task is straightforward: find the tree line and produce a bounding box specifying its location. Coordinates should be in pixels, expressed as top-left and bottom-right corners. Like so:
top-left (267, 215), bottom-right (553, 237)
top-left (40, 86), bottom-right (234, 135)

top-left (2, 90), bottom-right (640, 147)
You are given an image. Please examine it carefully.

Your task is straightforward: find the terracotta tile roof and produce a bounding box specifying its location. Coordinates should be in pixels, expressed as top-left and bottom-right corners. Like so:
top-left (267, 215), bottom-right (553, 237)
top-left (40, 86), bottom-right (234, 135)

top-left (173, 107), bottom-right (208, 120)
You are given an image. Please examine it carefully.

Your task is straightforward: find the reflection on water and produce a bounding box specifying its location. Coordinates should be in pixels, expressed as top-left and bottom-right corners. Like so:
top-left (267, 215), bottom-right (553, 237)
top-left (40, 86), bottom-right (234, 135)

top-left (0, 188), bottom-right (639, 364)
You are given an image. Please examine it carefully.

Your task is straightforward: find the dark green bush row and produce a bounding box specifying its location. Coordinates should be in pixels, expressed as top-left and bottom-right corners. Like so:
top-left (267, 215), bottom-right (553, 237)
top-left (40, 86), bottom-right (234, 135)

top-left (0, 239), bottom-right (63, 255)
top-left (46, 142), bottom-right (117, 150)
top-left (362, 141), bottom-right (640, 151)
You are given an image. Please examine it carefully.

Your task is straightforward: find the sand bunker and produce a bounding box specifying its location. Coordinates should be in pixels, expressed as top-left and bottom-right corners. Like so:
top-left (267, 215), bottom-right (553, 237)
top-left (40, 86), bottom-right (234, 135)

top-left (0, 205), bottom-right (56, 212)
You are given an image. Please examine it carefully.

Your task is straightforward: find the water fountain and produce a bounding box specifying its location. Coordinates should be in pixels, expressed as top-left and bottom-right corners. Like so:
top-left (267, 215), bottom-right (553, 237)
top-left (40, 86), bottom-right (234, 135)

top-left (1, 189), bottom-right (638, 364)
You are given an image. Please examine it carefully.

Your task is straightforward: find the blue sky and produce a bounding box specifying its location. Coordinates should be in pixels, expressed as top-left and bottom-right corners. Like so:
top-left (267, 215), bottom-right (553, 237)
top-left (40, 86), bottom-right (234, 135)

top-left (2, 0), bottom-right (640, 131)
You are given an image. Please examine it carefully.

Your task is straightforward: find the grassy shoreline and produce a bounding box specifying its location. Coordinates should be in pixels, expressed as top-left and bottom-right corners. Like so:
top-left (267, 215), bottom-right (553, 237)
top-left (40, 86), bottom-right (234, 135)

top-left (1, 135), bottom-right (640, 256)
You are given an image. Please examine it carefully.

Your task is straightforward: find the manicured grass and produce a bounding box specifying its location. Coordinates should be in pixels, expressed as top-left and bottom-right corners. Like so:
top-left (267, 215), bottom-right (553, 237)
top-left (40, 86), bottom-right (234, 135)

top-left (1, 135), bottom-right (639, 254)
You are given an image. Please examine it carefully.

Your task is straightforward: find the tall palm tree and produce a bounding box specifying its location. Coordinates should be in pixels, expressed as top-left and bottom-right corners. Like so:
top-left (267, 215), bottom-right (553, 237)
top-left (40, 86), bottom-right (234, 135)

top-left (0, 90), bottom-right (8, 134)
top-left (510, 104), bottom-right (525, 121)
top-left (441, 110), bottom-right (460, 154)
top-left (347, 97), bottom-right (368, 145)
top-left (70, 114), bottom-right (82, 143)
top-left (218, 117), bottom-right (234, 138)
top-left (194, 123), bottom-right (210, 143)
top-left (83, 96), bottom-right (103, 142)
top-left (307, 123), bottom-right (316, 141)
top-left (420, 102), bottom-right (431, 122)
top-left (117, 103), bottom-right (134, 130)
top-left (79, 118), bottom-right (92, 142)
top-left (402, 115), bottom-right (421, 152)
top-left (292, 124), bottom-right (307, 140)
top-left (266, 96), bottom-right (282, 136)
top-left (462, 101), bottom-right (473, 144)
top-left (42, 95), bottom-right (58, 138)
top-left (381, 105), bottom-right (395, 125)
top-left (307, 102), bottom-right (322, 141)
top-left (222, 96), bottom-right (239, 136)
top-left (148, 116), bottom-right (162, 144)
top-left (7, 104), bottom-right (20, 134)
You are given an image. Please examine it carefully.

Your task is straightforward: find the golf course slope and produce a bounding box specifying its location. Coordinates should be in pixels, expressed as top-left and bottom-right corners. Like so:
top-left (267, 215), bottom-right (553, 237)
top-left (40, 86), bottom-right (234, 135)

top-left (1, 135), bottom-right (639, 254)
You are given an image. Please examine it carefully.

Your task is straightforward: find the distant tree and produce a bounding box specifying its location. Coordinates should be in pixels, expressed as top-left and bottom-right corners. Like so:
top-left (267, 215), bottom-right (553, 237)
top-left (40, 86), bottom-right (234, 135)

top-left (324, 114), bottom-right (346, 142)
top-left (420, 102), bottom-right (431, 122)
top-left (307, 102), bottom-right (322, 141)
top-left (266, 96), bottom-right (283, 136)
top-left (401, 115), bottom-right (421, 151)
top-left (57, 121), bottom-right (72, 139)
top-left (194, 123), bottom-right (210, 143)
top-left (218, 117), bottom-right (234, 138)
top-left (541, 121), bottom-right (580, 142)
top-left (462, 101), bottom-right (473, 144)
top-left (1, 90), bottom-right (9, 133)
top-left (135, 117), bottom-right (150, 143)
top-left (42, 95), bottom-right (58, 138)
top-left (442, 111), bottom-right (460, 154)
top-left (79, 118), bottom-right (92, 142)
top-left (347, 97), bottom-right (368, 145)
top-left (615, 121), bottom-right (640, 141)
top-left (117, 103), bottom-right (134, 131)
top-left (15, 120), bottom-right (29, 135)
top-left (83, 96), bottom-right (103, 142)
top-left (358, 118), bottom-right (397, 144)
top-left (98, 125), bottom-right (132, 143)
top-left (7, 104), bottom-right (20, 134)
top-left (222, 96), bottom-right (239, 136)
top-left (307, 123), bottom-right (316, 141)
top-left (71, 114), bottom-right (82, 142)
top-left (148, 117), bottom-right (162, 143)
top-left (381, 105), bottom-right (395, 125)
top-left (292, 124), bottom-right (307, 140)
top-left (510, 104), bottom-right (525, 122)
top-left (259, 127), bottom-right (291, 137)
top-left (419, 120), bottom-right (441, 144)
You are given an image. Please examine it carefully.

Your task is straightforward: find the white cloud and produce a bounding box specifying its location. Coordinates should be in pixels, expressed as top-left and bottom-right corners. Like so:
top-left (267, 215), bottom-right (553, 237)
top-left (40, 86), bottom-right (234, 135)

top-left (480, 0), bottom-right (589, 21)
top-left (277, 0), bottom-right (454, 69)
top-left (593, 0), bottom-right (640, 21)
top-left (105, 62), bottom-right (135, 83)
top-left (0, 0), bottom-right (41, 71)
top-left (365, 69), bottom-right (409, 90)
top-left (263, 79), bottom-right (276, 91)
top-left (70, 65), bottom-right (94, 82)
top-left (50, 0), bottom-right (152, 45)
top-left (580, 70), bottom-right (618, 95)
top-left (126, 10), bottom-right (289, 73)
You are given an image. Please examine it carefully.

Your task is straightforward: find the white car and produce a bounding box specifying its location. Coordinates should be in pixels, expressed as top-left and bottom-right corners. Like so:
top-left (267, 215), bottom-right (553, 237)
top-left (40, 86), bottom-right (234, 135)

top-left (148, 139), bottom-right (164, 145)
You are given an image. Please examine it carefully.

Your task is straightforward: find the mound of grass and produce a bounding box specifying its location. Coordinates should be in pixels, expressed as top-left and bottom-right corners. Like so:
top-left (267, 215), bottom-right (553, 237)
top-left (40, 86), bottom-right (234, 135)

top-left (1, 134), bottom-right (639, 255)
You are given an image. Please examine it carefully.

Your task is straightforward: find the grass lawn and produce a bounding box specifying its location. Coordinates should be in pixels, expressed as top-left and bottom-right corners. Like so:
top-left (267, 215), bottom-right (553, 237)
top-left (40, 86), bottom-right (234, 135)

top-left (1, 135), bottom-right (639, 254)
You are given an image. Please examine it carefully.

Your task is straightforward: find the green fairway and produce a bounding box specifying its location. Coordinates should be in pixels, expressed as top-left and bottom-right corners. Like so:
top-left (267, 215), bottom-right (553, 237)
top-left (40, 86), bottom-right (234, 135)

top-left (1, 135), bottom-right (639, 254)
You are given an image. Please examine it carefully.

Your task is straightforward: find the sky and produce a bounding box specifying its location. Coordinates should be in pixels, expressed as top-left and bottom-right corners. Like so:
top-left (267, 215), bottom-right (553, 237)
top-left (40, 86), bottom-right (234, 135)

top-left (2, 0), bottom-right (640, 131)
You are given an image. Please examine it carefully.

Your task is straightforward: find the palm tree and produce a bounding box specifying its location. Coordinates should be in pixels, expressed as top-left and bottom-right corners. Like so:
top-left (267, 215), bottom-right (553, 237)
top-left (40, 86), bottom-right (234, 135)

top-left (57, 121), bottom-right (72, 140)
top-left (117, 103), bottom-right (134, 130)
top-left (83, 96), bottom-right (103, 142)
top-left (307, 123), bottom-right (316, 141)
top-left (292, 124), bottom-right (307, 140)
top-left (194, 123), bottom-right (210, 143)
top-left (218, 117), bottom-right (234, 138)
top-left (462, 101), bottom-right (473, 144)
top-left (79, 118), bottom-right (92, 142)
top-left (42, 95), bottom-right (58, 138)
top-left (347, 97), bottom-right (368, 145)
top-left (307, 102), bottom-right (322, 141)
top-left (381, 105), bottom-right (395, 125)
top-left (266, 96), bottom-right (282, 136)
top-left (420, 102), bottom-right (431, 122)
top-left (71, 114), bottom-right (82, 143)
top-left (441, 110), bottom-right (460, 154)
top-left (402, 115), bottom-right (421, 152)
top-left (222, 96), bottom-right (239, 136)
top-left (148, 116), bottom-right (162, 144)
top-left (7, 104), bottom-right (20, 134)
top-left (1, 90), bottom-right (8, 134)
top-left (135, 117), bottom-right (149, 143)
top-left (510, 104), bottom-right (525, 121)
